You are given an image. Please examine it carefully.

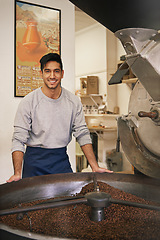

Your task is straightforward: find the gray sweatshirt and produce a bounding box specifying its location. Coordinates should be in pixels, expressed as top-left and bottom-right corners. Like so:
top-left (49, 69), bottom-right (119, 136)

top-left (12, 87), bottom-right (92, 153)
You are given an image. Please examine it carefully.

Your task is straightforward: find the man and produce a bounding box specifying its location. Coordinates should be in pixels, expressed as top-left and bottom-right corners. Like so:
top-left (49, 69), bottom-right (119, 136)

top-left (7, 53), bottom-right (112, 182)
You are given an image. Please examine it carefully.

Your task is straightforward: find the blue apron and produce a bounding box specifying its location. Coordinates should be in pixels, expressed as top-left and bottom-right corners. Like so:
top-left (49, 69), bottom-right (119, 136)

top-left (22, 146), bottom-right (73, 178)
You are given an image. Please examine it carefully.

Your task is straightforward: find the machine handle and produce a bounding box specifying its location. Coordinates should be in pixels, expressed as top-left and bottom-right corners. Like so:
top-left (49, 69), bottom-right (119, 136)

top-left (138, 110), bottom-right (158, 119)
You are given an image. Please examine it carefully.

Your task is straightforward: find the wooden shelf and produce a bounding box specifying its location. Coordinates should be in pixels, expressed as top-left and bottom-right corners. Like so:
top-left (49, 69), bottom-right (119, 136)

top-left (88, 126), bottom-right (117, 132)
top-left (85, 114), bottom-right (119, 118)
top-left (122, 78), bottom-right (138, 84)
top-left (80, 94), bottom-right (103, 107)
top-left (80, 94), bottom-right (102, 98)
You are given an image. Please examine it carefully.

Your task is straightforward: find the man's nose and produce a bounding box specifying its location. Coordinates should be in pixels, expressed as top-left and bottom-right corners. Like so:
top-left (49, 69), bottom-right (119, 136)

top-left (50, 71), bottom-right (55, 78)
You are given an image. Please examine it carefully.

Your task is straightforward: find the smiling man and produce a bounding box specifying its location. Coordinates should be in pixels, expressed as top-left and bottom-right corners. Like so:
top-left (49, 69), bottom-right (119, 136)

top-left (7, 53), bottom-right (112, 182)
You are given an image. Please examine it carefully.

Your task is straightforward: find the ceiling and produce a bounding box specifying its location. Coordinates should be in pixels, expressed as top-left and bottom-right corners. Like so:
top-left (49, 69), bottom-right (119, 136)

top-left (75, 7), bottom-right (97, 32)
top-left (72, 0), bottom-right (160, 33)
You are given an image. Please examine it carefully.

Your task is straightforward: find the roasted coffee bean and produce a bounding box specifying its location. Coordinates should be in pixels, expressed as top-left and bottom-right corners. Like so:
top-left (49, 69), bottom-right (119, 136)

top-left (1, 182), bottom-right (160, 239)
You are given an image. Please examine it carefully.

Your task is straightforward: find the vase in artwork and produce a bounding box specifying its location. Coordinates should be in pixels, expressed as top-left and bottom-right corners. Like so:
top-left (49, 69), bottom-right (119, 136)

top-left (22, 21), bottom-right (41, 52)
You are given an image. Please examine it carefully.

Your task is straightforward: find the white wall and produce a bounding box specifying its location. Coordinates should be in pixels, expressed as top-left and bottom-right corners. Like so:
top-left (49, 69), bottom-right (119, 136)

top-left (0, 0), bottom-right (75, 184)
top-left (75, 24), bottom-right (132, 118)
top-left (75, 23), bottom-right (132, 171)
top-left (106, 29), bottom-right (117, 112)
top-left (75, 24), bottom-right (131, 114)
top-left (75, 23), bottom-right (107, 96)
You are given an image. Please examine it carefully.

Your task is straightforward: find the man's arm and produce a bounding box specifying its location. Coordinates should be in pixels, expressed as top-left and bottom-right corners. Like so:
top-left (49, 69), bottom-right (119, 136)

top-left (81, 144), bottom-right (113, 173)
top-left (7, 151), bottom-right (24, 182)
top-left (8, 97), bottom-right (32, 183)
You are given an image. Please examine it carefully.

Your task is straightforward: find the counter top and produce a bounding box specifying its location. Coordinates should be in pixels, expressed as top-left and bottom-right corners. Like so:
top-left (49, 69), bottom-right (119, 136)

top-left (88, 126), bottom-right (117, 132)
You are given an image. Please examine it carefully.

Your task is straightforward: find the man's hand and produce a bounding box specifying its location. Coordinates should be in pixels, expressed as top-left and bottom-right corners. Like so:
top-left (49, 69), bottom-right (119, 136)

top-left (6, 151), bottom-right (23, 183)
top-left (92, 166), bottom-right (113, 173)
top-left (6, 174), bottom-right (21, 183)
top-left (81, 144), bottom-right (113, 173)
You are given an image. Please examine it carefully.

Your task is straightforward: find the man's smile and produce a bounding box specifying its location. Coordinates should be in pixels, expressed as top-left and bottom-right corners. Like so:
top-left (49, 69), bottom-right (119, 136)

top-left (49, 79), bottom-right (57, 83)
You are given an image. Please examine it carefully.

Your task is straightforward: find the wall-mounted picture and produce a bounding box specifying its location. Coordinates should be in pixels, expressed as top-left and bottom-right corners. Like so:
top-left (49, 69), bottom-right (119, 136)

top-left (15, 0), bottom-right (61, 97)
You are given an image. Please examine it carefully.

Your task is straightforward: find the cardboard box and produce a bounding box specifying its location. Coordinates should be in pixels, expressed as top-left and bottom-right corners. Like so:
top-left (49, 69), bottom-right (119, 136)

top-left (87, 76), bottom-right (99, 94)
top-left (80, 76), bottom-right (99, 95)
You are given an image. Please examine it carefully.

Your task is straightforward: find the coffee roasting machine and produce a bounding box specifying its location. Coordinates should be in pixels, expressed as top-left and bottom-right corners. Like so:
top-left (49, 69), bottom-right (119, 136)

top-left (0, 0), bottom-right (160, 239)
top-left (109, 27), bottom-right (160, 179)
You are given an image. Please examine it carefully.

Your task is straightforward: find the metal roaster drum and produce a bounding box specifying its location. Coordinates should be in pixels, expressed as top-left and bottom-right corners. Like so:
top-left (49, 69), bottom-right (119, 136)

top-left (112, 28), bottom-right (160, 179)
top-left (0, 173), bottom-right (160, 239)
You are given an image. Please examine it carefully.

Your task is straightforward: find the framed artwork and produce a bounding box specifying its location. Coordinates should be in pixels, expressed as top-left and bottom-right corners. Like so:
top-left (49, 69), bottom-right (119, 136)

top-left (15, 0), bottom-right (61, 97)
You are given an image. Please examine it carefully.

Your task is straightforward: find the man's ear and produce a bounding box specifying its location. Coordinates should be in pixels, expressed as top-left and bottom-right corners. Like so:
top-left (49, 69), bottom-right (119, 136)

top-left (61, 70), bottom-right (64, 78)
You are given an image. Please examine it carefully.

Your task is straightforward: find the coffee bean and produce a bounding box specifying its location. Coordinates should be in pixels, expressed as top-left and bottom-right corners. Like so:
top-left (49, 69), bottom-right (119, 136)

top-left (1, 182), bottom-right (160, 239)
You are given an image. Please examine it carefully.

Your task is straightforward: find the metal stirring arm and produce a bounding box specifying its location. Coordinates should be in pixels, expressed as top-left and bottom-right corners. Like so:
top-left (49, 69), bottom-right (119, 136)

top-left (0, 195), bottom-right (87, 217)
top-left (1, 177), bottom-right (160, 221)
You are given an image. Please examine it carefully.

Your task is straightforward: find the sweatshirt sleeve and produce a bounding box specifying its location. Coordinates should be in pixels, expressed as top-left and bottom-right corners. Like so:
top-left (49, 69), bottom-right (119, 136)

top-left (11, 98), bottom-right (32, 153)
top-left (72, 100), bottom-right (92, 146)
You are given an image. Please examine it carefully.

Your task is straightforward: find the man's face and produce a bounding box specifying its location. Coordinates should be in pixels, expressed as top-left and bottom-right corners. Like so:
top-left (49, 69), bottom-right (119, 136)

top-left (41, 61), bottom-right (64, 90)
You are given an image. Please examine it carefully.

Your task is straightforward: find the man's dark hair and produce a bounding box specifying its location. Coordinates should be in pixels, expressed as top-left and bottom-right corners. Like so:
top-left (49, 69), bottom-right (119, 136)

top-left (40, 53), bottom-right (63, 72)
